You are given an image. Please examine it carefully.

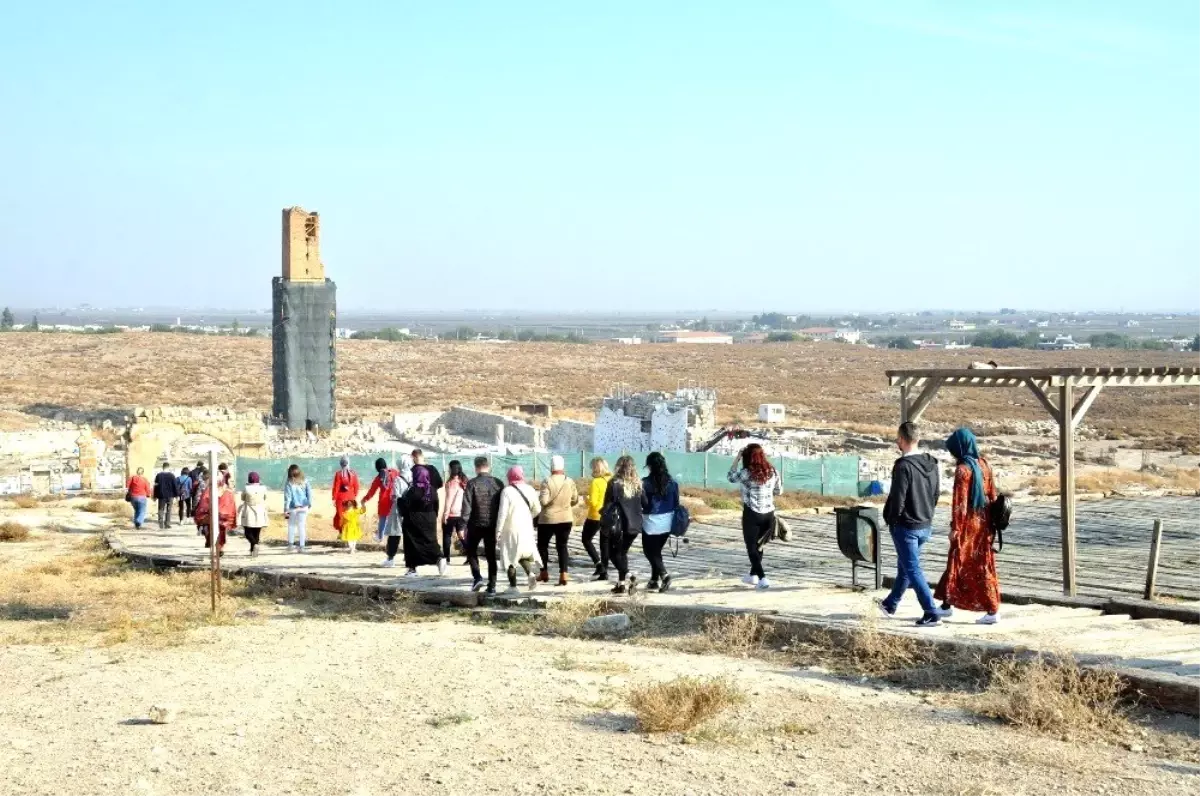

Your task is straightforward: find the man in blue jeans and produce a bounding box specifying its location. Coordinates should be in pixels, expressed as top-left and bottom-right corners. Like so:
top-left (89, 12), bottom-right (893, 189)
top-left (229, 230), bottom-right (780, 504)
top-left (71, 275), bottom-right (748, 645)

top-left (880, 421), bottom-right (946, 626)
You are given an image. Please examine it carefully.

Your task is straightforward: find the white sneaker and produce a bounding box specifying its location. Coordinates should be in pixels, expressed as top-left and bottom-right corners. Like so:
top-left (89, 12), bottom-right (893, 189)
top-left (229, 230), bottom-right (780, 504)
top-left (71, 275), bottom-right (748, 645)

top-left (756, 577), bottom-right (771, 590)
top-left (742, 574), bottom-right (759, 586)
top-left (527, 572), bottom-right (538, 592)
top-left (938, 606), bottom-right (954, 618)
top-left (976, 613), bottom-right (998, 625)
top-left (403, 569), bottom-right (419, 578)
top-left (380, 558), bottom-right (395, 568)
top-left (437, 558), bottom-right (448, 576)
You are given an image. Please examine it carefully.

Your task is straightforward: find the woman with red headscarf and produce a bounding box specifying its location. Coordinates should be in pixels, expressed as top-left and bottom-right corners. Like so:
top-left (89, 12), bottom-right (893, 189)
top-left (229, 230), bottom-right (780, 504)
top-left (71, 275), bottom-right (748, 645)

top-left (195, 469), bottom-right (237, 555)
top-left (728, 443), bottom-right (783, 590)
top-left (495, 466), bottom-right (542, 594)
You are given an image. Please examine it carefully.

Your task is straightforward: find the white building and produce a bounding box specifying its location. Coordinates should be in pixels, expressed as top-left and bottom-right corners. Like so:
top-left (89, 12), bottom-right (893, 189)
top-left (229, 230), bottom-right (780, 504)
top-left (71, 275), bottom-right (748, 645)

top-left (758, 404), bottom-right (785, 423)
top-left (611, 336), bottom-right (642, 345)
top-left (593, 388), bottom-right (717, 453)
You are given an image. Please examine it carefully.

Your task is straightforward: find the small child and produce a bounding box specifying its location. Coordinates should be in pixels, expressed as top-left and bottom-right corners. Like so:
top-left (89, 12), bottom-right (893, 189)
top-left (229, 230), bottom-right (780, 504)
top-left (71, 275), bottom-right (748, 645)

top-left (340, 499), bottom-right (366, 555)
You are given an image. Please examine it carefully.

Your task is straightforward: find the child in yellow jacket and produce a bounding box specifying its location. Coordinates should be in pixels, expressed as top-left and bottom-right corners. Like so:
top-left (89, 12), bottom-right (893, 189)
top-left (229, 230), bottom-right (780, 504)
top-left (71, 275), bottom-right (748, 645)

top-left (339, 499), bottom-right (366, 554)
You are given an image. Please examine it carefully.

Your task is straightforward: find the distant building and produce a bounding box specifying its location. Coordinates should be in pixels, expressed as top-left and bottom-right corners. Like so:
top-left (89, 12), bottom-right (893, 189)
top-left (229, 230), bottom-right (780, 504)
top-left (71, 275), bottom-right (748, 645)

top-left (798, 327), bottom-right (861, 343)
top-left (656, 330), bottom-right (733, 344)
top-left (611, 336), bottom-right (642, 345)
top-left (1037, 335), bottom-right (1090, 351)
top-left (947, 319), bottom-right (976, 331)
top-left (1124, 319), bottom-right (1140, 328)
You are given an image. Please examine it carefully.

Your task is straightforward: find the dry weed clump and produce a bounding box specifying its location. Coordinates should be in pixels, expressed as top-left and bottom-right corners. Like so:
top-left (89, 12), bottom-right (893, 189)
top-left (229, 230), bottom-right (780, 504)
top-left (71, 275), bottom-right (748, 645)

top-left (1028, 466), bottom-right (1200, 496)
top-left (0, 521), bottom-right (32, 542)
top-left (534, 598), bottom-right (605, 638)
top-left (697, 613), bottom-right (772, 658)
top-left (627, 676), bottom-right (745, 733)
top-left (10, 495), bottom-right (39, 509)
top-left (82, 499), bottom-right (126, 514)
top-left (971, 657), bottom-right (1129, 738)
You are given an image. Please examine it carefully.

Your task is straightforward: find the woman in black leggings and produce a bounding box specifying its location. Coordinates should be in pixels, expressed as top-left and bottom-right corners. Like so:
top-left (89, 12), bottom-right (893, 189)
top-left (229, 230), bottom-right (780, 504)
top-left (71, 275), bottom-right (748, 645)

top-left (603, 455), bottom-right (644, 595)
top-left (728, 443), bottom-right (783, 590)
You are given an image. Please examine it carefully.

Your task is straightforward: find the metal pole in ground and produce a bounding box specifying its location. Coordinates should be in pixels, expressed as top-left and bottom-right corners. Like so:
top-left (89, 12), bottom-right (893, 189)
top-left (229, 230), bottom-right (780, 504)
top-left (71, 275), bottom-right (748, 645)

top-left (1144, 519), bottom-right (1164, 601)
top-left (209, 448), bottom-right (219, 614)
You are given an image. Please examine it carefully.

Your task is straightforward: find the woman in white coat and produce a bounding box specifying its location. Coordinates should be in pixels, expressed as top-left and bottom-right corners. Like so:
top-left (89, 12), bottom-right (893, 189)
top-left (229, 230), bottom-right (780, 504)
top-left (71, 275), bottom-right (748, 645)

top-left (239, 471), bottom-right (270, 556)
top-left (495, 465), bottom-right (542, 594)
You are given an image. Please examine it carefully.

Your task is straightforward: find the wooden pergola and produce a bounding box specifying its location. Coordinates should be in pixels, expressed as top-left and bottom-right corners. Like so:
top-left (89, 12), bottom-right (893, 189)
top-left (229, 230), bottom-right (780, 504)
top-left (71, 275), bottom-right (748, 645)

top-left (885, 366), bottom-right (1200, 596)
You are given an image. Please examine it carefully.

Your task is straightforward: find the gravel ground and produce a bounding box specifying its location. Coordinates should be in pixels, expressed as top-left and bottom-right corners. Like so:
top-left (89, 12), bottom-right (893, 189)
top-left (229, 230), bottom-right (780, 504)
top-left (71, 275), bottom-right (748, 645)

top-left (1, 613), bottom-right (1197, 796)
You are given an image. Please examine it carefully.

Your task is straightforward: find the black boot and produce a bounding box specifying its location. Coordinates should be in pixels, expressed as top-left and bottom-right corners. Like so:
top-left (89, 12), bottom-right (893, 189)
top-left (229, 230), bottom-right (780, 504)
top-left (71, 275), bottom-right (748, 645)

top-left (507, 566), bottom-right (518, 589)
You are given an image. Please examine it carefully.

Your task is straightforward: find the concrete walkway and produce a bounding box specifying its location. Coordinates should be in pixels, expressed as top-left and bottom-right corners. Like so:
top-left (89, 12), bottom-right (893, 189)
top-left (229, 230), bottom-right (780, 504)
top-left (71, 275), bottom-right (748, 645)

top-left (112, 516), bottom-right (1200, 713)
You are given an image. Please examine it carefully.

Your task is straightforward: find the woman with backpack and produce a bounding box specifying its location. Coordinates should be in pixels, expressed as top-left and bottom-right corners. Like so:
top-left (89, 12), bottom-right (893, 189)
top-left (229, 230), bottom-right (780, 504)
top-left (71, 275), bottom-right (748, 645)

top-left (639, 452), bottom-right (679, 593)
top-left (728, 443), bottom-right (783, 590)
top-left (602, 455), bottom-right (644, 595)
top-left (935, 427), bottom-right (1002, 625)
top-left (495, 466), bottom-right (543, 594)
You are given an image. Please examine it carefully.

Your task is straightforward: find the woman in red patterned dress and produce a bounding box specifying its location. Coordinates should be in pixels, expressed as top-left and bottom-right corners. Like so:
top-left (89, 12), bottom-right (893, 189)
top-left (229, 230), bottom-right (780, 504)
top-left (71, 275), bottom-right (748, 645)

top-left (934, 427), bottom-right (1001, 624)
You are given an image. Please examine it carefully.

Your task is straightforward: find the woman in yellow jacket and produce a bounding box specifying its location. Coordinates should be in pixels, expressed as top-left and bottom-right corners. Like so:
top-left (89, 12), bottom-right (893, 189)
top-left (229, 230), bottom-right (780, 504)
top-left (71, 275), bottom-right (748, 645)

top-left (582, 457), bottom-right (612, 580)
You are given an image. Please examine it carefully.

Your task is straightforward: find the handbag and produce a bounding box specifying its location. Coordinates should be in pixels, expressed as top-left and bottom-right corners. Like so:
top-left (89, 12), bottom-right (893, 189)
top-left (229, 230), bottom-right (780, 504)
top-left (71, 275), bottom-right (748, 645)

top-left (670, 505), bottom-right (690, 537)
top-left (988, 493), bottom-right (1012, 553)
top-left (124, 490), bottom-right (133, 503)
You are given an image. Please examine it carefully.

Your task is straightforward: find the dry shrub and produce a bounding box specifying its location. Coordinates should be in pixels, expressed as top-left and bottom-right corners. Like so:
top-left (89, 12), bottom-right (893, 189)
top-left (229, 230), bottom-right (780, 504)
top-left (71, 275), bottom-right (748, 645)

top-left (704, 495), bottom-right (741, 511)
top-left (627, 676), bottom-right (744, 733)
top-left (1029, 467), bottom-right (1200, 496)
top-left (698, 613), bottom-right (771, 658)
top-left (0, 521), bottom-right (32, 542)
top-left (11, 495), bottom-right (39, 509)
top-left (552, 652), bottom-right (631, 674)
top-left (971, 656), bottom-right (1129, 737)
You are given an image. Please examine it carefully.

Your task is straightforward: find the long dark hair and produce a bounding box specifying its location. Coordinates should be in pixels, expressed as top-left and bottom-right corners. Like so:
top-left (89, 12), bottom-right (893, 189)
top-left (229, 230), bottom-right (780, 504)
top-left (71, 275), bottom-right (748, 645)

top-left (287, 464), bottom-right (304, 482)
top-left (645, 452), bottom-right (671, 496)
top-left (448, 459), bottom-right (467, 485)
top-left (742, 443), bottom-right (775, 485)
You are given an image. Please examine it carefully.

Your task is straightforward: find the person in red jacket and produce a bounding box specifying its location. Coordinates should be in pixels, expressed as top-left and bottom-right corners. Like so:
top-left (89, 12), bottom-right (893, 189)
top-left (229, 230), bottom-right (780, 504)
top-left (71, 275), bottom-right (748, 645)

top-left (332, 457), bottom-right (360, 539)
top-left (126, 467), bottom-right (152, 529)
top-left (362, 457), bottom-right (400, 542)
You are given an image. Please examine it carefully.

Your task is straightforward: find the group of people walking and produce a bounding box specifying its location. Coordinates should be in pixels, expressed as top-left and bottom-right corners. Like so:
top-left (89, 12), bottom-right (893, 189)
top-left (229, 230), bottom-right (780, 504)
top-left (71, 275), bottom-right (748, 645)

top-left (129, 424), bottom-right (1002, 620)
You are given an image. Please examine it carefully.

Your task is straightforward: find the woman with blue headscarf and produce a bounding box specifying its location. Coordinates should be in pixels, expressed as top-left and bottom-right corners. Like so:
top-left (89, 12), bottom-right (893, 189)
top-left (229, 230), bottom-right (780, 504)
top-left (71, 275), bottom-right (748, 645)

top-left (935, 428), bottom-right (1001, 624)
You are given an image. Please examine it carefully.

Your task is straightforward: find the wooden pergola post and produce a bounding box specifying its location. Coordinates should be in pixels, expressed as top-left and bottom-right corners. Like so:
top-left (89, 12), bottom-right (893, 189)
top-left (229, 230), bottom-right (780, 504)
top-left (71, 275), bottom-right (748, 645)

top-left (1058, 382), bottom-right (1076, 595)
top-left (885, 366), bottom-right (1200, 597)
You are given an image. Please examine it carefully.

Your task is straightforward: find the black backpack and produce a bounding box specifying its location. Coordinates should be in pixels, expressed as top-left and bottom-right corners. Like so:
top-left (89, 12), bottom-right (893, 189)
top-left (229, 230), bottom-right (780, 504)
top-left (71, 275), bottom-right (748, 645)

top-left (989, 493), bottom-right (1012, 552)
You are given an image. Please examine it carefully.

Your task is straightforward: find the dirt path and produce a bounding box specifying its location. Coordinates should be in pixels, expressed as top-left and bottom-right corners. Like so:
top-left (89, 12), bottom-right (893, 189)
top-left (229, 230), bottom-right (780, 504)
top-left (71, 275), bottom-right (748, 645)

top-left (1, 615), bottom-right (1198, 796)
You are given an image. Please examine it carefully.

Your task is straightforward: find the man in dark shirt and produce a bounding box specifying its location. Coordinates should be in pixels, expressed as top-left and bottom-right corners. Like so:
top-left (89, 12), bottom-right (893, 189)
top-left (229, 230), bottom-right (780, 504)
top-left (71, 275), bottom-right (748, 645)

top-left (460, 456), bottom-right (504, 595)
top-left (152, 462), bottom-right (180, 530)
top-left (880, 421), bottom-right (946, 626)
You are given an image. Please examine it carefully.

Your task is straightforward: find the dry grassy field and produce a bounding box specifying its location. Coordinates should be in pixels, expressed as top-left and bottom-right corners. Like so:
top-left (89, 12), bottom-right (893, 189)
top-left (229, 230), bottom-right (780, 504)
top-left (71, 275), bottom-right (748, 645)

top-left (1, 332), bottom-right (1197, 445)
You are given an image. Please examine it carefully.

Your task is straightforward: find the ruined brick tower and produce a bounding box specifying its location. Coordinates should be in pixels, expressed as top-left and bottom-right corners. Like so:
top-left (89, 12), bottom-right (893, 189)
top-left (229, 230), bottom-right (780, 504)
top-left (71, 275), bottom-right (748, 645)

top-left (272, 207), bottom-right (337, 430)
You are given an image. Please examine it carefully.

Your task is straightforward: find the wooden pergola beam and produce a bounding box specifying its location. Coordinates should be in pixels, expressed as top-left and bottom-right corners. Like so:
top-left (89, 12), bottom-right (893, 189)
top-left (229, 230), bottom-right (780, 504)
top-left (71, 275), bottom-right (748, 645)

top-left (1059, 383), bottom-right (1077, 595)
top-left (1024, 379), bottom-right (1061, 425)
top-left (1071, 385), bottom-right (1103, 430)
top-left (906, 378), bottom-right (943, 423)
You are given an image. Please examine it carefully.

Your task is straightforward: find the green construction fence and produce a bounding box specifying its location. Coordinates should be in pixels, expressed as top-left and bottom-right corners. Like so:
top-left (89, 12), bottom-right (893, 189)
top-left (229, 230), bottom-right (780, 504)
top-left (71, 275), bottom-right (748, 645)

top-left (234, 451), bottom-right (862, 497)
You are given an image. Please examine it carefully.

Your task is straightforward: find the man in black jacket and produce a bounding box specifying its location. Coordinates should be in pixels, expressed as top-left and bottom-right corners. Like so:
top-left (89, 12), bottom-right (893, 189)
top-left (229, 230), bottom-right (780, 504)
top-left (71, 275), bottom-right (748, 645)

top-left (460, 456), bottom-right (504, 595)
top-left (152, 462), bottom-right (180, 530)
top-left (880, 421), bottom-right (945, 626)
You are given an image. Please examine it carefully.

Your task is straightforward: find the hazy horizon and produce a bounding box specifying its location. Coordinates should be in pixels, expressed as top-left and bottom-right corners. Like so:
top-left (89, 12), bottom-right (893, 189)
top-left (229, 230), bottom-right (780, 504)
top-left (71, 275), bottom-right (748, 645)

top-left (1, 1), bottom-right (1197, 312)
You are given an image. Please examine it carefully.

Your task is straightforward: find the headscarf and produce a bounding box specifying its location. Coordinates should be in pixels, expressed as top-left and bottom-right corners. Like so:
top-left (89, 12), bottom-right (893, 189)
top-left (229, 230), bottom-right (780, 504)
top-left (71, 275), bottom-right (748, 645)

top-left (413, 466), bottom-right (433, 503)
top-left (507, 465), bottom-right (525, 485)
top-left (550, 455), bottom-right (565, 473)
top-left (247, 472), bottom-right (261, 484)
top-left (339, 457), bottom-right (350, 471)
top-left (946, 427), bottom-right (986, 511)
top-left (397, 455), bottom-right (413, 484)
top-left (374, 457), bottom-right (387, 473)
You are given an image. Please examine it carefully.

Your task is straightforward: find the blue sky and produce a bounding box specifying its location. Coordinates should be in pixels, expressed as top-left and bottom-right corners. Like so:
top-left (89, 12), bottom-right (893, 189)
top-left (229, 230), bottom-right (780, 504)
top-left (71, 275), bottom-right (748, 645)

top-left (0, 0), bottom-right (1196, 312)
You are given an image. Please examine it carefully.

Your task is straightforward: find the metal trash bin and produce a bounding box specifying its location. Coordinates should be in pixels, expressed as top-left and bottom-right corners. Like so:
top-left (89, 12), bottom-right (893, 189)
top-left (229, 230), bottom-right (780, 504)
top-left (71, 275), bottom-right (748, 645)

top-left (834, 505), bottom-right (882, 589)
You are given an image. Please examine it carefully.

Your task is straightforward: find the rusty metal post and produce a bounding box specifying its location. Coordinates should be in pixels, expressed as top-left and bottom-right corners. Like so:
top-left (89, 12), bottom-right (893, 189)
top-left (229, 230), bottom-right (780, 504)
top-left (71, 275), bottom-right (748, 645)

top-left (1144, 519), bottom-right (1163, 601)
top-left (209, 449), bottom-right (219, 613)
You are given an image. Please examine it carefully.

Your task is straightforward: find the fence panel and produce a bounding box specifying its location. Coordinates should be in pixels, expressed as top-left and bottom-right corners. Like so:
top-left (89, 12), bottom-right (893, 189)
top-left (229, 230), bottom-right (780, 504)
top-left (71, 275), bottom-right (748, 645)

top-left (235, 451), bottom-right (862, 497)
